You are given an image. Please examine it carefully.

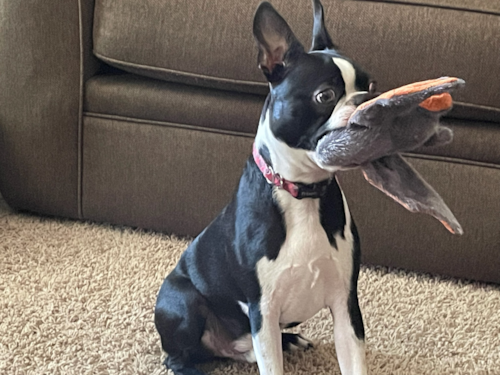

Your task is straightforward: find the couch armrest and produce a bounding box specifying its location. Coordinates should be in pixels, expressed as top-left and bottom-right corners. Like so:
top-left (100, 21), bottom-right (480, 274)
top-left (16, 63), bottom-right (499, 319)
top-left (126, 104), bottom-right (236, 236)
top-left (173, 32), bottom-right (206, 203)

top-left (0, 0), bottom-right (101, 218)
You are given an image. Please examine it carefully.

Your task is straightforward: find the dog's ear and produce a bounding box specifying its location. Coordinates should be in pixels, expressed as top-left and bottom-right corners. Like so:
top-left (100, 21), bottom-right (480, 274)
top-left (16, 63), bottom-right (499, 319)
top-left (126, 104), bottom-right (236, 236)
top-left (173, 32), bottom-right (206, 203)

top-left (253, 2), bottom-right (304, 83)
top-left (311, 0), bottom-right (336, 51)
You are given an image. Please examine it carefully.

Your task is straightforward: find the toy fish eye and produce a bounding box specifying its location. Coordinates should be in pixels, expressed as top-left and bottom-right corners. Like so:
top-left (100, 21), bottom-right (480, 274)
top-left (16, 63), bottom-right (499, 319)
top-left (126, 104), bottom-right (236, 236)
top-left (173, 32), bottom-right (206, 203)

top-left (315, 88), bottom-right (336, 104)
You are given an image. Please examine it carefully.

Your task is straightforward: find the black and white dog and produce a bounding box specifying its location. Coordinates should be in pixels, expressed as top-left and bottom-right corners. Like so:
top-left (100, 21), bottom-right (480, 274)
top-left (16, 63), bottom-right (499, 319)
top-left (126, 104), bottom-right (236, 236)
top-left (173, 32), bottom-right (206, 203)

top-left (154, 2), bottom-right (387, 375)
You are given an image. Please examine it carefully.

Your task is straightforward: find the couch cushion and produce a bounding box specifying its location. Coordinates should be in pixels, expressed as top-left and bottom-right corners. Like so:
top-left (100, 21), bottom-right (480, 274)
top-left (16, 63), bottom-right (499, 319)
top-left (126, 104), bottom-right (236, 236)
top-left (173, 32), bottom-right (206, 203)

top-left (84, 73), bottom-right (500, 166)
top-left (338, 157), bottom-right (500, 284)
top-left (84, 74), bottom-right (262, 135)
top-left (93, 0), bottom-right (500, 121)
top-left (93, 0), bottom-right (272, 95)
top-left (329, 0), bottom-right (500, 120)
top-left (414, 118), bottom-right (500, 166)
top-left (82, 115), bottom-right (253, 235)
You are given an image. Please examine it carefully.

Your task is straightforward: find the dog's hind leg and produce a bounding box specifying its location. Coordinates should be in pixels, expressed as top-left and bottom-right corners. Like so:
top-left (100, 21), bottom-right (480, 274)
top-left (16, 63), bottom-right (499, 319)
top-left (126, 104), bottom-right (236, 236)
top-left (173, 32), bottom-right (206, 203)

top-left (155, 273), bottom-right (213, 375)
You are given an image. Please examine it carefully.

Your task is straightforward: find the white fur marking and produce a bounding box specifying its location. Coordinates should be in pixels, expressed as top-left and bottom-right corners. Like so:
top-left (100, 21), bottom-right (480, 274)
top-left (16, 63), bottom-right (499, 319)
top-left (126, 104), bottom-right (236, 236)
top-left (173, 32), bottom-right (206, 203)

top-left (256, 188), bottom-right (354, 326)
top-left (233, 334), bottom-right (253, 352)
top-left (238, 301), bottom-right (249, 317)
top-left (321, 58), bottom-right (365, 132)
top-left (202, 331), bottom-right (257, 363)
top-left (332, 57), bottom-right (357, 97)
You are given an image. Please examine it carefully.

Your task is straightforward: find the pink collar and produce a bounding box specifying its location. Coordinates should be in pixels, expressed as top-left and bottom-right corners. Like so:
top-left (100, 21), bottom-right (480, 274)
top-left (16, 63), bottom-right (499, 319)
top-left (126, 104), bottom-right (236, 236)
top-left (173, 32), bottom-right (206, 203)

top-left (252, 143), bottom-right (332, 200)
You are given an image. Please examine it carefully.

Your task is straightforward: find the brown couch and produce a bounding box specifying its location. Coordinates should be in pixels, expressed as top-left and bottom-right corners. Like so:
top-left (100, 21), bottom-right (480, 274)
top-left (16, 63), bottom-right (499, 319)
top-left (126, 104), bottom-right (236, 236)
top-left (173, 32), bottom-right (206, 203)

top-left (1, 0), bottom-right (499, 283)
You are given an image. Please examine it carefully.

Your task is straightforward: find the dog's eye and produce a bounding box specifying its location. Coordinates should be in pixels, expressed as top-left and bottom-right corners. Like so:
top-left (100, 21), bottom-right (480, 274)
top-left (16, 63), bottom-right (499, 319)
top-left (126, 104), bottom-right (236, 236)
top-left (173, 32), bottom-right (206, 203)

top-left (315, 89), bottom-right (336, 104)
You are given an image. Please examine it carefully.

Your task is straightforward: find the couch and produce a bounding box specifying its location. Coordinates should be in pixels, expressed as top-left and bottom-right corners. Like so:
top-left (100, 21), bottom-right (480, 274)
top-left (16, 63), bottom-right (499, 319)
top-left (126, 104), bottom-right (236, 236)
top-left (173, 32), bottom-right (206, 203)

top-left (1, 0), bottom-right (499, 283)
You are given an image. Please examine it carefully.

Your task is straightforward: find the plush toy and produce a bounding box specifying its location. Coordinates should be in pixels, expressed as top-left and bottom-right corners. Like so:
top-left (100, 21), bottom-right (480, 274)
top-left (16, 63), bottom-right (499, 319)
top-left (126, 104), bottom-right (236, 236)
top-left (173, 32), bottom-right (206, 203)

top-left (315, 77), bottom-right (465, 235)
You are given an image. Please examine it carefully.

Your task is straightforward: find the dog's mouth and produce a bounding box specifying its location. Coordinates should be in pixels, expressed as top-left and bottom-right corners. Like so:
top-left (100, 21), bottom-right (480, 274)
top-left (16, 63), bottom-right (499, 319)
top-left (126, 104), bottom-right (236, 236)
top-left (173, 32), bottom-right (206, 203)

top-left (313, 94), bottom-right (365, 152)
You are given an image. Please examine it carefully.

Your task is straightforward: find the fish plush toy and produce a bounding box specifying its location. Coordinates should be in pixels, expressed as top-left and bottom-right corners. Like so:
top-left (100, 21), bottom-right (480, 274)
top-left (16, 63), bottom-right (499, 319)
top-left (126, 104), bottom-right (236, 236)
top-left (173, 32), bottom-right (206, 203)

top-left (315, 77), bottom-right (465, 235)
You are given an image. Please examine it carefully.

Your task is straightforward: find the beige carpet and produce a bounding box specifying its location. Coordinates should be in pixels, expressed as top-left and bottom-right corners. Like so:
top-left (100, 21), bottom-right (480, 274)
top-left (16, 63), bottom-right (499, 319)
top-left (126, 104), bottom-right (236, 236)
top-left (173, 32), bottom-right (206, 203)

top-left (1, 198), bottom-right (499, 375)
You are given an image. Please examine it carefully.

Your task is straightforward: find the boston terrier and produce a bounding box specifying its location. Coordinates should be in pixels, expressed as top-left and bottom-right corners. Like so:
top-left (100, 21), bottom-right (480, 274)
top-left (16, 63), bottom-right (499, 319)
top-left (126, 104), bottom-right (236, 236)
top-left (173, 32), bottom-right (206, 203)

top-left (155, 1), bottom-right (418, 374)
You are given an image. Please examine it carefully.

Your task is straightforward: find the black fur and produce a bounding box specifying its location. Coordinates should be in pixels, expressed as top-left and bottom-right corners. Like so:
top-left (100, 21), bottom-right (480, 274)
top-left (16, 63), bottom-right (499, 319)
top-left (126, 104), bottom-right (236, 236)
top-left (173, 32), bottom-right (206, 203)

top-left (155, 159), bottom-right (286, 371)
top-left (347, 220), bottom-right (365, 340)
top-left (319, 178), bottom-right (346, 248)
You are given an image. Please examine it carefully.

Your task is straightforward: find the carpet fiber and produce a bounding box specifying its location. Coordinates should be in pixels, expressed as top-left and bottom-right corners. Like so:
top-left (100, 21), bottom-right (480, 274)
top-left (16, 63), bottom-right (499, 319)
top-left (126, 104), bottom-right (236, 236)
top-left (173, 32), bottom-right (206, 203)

top-left (1, 198), bottom-right (499, 375)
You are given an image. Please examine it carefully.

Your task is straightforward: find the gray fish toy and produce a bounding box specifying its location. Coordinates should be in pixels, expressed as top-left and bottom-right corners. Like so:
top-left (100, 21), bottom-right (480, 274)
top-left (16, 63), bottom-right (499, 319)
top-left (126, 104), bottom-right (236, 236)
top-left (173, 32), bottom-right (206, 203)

top-left (315, 77), bottom-right (466, 234)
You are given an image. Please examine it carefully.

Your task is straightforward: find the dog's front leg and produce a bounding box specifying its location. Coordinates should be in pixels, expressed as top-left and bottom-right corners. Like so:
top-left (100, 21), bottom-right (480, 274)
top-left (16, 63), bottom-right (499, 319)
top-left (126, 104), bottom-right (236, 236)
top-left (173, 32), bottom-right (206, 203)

top-left (329, 292), bottom-right (367, 375)
top-left (249, 300), bottom-right (283, 375)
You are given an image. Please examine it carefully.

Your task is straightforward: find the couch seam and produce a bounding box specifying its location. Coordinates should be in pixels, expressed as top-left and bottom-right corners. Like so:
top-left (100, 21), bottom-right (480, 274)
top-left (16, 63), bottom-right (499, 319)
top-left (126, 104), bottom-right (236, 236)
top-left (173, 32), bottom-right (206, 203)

top-left (402, 153), bottom-right (500, 171)
top-left (91, 54), bottom-right (500, 112)
top-left (451, 101), bottom-right (500, 123)
top-left (83, 112), bottom-right (255, 139)
top-left (454, 101), bottom-right (500, 113)
top-left (77, 0), bottom-right (84, 219)
top-left (351, 0), bottom-right (500, 16)
top-left (84, 112), bottom-right (500, 170)
top-left (93, 52), bottom-right (269, 93)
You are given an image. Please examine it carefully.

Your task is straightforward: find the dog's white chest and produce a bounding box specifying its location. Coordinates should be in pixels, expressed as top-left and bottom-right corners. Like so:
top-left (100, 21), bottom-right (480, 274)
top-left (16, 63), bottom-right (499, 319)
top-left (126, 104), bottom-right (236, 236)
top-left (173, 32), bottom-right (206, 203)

top-left (256, 188), bottom-right (354, 325)
top-left (278, 257), bottom-right (338, 324)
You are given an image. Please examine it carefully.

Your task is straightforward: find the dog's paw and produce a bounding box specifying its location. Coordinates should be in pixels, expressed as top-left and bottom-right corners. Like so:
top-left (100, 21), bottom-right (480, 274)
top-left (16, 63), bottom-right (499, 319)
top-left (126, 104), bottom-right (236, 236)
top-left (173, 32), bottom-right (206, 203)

top-left (282, 333), bottom-right (314, 352)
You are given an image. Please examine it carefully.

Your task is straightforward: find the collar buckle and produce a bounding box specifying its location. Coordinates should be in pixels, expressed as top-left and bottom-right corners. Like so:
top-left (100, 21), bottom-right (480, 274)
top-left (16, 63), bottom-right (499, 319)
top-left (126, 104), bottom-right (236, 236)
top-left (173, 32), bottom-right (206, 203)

top-left (264, 165), bottom-right (284, 189)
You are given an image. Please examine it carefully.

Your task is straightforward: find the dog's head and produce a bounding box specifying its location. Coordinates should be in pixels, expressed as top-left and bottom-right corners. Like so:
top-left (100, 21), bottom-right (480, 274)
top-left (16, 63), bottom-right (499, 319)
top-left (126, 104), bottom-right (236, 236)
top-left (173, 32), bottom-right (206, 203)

top-left (253, 0), bottom-right (463, 234)
top-left (253, 0), bottom-right (374, 181)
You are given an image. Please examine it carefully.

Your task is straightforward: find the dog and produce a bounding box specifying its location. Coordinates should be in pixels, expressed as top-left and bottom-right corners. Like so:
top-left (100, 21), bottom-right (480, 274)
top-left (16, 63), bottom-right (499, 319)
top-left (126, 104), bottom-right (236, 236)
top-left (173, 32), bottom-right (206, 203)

top-left (154, 2), bottom-right (383, 374)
